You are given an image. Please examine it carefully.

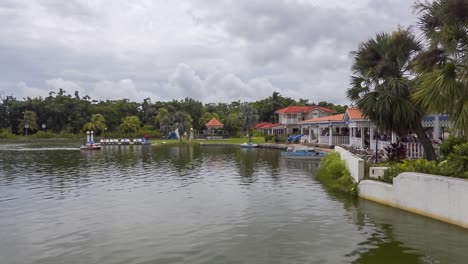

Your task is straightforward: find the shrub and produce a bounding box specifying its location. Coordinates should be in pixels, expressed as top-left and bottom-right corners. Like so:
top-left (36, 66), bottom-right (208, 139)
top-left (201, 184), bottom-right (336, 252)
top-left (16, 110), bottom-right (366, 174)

top-left (383, 159), bottom-right (441, 183)
top-left (384, 142), bottom-right (407, 162)
top-left (30, 131), bottom-right (62, 139)
top-left (439, 143), bottom-right (468, 178)
top-left (316, 152), bottom-right (358, 196)
top-left (252, 130), bottom-right (264, 138)
top-left (440, 135), bottom-right (468, 158)
top-left (0, 128), bottom-right (16, 139)
top-left (277, 134), bottom-right (287, 143)
top-left (264, 134), bottom-right (274, 142)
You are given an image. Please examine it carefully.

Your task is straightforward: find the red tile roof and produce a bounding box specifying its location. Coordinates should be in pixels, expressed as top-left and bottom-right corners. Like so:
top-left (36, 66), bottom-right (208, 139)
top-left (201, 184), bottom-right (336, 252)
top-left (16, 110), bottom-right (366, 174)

top-left (262, 123), bottom-right (281, 128)
top-left (254, 122), bottom-right (271, 129)
top-left (206, 118), bottom-right (224, 127)
top-left (346, 107), bottom-right (365, 120)
top-left (275, 105), bottom-right (335, 114)
top-left (254, 122), bottom-right (282, 129)
top-left (301, 113), bottom-right (345, 123)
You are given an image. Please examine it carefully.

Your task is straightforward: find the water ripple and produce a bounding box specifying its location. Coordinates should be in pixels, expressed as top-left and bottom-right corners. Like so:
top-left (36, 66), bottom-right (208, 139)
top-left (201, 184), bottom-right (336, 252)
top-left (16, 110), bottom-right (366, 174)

top-left (0, 142), bottom-right (467, 264)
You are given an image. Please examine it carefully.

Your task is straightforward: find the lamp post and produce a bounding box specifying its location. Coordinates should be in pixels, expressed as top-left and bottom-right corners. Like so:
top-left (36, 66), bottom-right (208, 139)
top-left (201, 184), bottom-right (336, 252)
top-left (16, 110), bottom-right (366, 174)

top-left (104, 127), bottom-right (108, 138)
top-left (25, 123), bottom-right (29, 136)
top-left (42, 123), bottom-right (46, 132)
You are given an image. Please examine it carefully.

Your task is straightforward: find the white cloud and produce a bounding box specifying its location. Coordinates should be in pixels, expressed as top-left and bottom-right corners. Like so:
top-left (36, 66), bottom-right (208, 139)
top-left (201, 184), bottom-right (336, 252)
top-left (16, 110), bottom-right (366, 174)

top-left (0, 0), bottom-right (417, 104)
top-left (16, 81), bottom-right (48, 99)
top-left (91, 79), bottom-right (153, 101)
top-left (45, 78), bottom-right (85, 96)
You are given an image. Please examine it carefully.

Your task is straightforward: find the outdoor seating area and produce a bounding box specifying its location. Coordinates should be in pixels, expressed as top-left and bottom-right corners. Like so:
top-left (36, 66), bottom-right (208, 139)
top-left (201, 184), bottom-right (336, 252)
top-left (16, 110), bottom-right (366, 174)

top-left (341, 144), bottom-right (388, 163)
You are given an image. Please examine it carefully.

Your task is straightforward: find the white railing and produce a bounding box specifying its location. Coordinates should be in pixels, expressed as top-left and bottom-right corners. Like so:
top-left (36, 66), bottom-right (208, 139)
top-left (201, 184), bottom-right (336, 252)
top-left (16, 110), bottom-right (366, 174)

top-left (318, 135), bottom-right (350, 145)
top-left (350, 137), bottom-right (362, 147)
top-left (370, 140), bottom-right (392, 150)
top-left (319, 136), bottom-right (329, 144)
top-left (401, 142), bottom-right (424, 159)
top-left (332, 136), bottom-right (350, 146)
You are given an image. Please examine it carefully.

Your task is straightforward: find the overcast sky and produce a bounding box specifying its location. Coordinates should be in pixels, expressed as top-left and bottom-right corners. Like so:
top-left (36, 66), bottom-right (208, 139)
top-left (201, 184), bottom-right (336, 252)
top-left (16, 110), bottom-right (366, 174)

top-left (0, 0), bottom-right (417, 104)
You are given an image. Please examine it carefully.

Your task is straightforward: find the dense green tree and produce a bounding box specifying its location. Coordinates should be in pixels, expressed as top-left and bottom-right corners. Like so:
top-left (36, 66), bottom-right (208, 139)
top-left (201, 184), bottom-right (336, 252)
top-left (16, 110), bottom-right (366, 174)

top-left (224, 112), bottom-right (243, 135)
top-left (412, 0), bottom-right (468, 135)
top-left (347, 29), bottom-right (437, 160)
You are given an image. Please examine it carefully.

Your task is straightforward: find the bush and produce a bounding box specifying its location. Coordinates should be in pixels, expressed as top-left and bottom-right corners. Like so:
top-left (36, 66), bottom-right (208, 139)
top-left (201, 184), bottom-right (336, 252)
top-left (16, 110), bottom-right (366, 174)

top-left (316, 152), bottom-right (358, 196)
top-left (277, 134), bottom-right (288, 143)
top-left (29, 131), bottom-right (66, 139)
top-left (264, 134), bottom-right (274, 142)
top-left (383, 159), bottom-right (442, 183)
top-left (440, 135), bottom-right (468, 158)
top-left (0, 128), bottom-right (16, 139)
top-left (384, 142), bottom-right (407, 162)
top-left (439, 143), bottom-right (468, 178)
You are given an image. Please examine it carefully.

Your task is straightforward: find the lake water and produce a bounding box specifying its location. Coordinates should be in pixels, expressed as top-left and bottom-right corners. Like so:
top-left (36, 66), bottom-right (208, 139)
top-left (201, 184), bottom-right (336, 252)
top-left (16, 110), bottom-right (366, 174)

top-left (1, 140), bottom-right (468, 264)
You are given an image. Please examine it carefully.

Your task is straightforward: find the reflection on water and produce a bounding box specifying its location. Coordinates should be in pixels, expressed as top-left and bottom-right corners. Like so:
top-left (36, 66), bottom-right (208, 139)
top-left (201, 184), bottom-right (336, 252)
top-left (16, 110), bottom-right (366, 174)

top-left (0, 140), bottom-right (467, 264)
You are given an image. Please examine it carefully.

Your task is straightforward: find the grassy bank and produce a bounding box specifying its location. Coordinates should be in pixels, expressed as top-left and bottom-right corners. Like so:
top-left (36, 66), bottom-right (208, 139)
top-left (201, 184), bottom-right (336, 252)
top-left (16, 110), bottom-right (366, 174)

top-left (316, 152), bottom-right (358, 196)
top-left (150, 137), bottom-right (265, 145)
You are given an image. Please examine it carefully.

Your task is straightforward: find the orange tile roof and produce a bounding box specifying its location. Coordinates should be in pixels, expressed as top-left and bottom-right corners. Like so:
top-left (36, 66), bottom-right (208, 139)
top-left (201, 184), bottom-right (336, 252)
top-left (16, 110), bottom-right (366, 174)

top-left (275, 105), bottom-right (335, 114)
top-left (206, 117), bottom-right (224, 127)
top-left (301, 113), bottom-right (344, 123)
top-left (262, 123), bottom-right (281, 128)
top-left (254, 122), bottom-right (271, 129)
top-left (346, 107), bottom-right (365, 120)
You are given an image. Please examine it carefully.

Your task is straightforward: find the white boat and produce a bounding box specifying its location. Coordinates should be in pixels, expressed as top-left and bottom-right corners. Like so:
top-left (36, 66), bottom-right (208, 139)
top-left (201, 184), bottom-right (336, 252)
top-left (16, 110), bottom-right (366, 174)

top-left (281, 146), bottom-right (325, 159)
top-left (80, 143), bottom-right (101, 150)
top-left (240, 142), bottom-right (258, 148)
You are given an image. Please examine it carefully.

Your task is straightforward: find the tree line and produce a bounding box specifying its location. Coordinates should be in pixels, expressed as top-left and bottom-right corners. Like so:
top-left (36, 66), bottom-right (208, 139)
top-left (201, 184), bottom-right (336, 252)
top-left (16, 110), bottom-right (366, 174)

top-left (0, 89), bottom-right (346, 137)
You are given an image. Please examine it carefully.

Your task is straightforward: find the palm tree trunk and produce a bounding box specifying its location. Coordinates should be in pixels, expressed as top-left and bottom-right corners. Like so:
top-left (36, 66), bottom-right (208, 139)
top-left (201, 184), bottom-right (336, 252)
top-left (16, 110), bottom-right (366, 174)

top-left (413, 122), bottom-right (437, 161)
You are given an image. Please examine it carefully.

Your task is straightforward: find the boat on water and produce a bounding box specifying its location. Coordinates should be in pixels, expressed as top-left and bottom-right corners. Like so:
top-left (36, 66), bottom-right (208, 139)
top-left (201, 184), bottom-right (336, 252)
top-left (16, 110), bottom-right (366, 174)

top-left (99, 138), bottom-right (151, 145)
top-left (80, 142), bottom-right (101, 150)
top-left (240, 142), bottom-right (258, 148)
top-left (281, 146), bottom-right (325, 159)
top-left (81, 130), bottom-right (101, 150)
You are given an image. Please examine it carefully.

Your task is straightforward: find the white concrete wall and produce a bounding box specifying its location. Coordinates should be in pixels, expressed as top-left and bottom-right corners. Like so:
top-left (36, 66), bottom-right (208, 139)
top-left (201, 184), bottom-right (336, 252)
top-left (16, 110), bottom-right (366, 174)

top-left (334, 146), bottom-right (364, 182)
top-left (359, 172), bottom-right (468, 229)
top-left (369, 167), bottom-right (389, 179)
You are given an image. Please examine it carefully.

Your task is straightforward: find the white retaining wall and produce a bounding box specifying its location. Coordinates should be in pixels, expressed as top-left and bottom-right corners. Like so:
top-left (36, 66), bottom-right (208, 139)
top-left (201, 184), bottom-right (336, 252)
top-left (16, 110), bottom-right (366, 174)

top-left (359, 172), bottom-right (468, 229)
top-left (334, 146), bottom-right (364, 182)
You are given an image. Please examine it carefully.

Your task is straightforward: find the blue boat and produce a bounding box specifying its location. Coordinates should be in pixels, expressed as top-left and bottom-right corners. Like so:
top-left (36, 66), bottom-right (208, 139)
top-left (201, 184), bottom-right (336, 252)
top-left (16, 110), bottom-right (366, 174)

top-left (281, 146), bottom-right (325, 159)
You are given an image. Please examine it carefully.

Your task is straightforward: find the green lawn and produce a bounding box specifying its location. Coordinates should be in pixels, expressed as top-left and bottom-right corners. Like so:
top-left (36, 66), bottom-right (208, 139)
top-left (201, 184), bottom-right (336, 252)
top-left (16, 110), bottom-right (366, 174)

top-left (150, 137), bottom-right (266, 145)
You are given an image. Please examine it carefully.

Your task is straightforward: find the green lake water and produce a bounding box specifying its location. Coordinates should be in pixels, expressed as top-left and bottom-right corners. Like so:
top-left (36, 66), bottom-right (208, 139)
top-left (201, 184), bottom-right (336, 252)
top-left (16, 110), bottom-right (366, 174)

top-left (0, 139), bottom-right (467, 264)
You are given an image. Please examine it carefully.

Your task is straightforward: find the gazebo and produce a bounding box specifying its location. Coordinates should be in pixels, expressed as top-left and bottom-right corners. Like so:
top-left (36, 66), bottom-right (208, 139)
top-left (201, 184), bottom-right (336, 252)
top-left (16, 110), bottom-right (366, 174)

top-left (205, 118), bottom-right (224, 136)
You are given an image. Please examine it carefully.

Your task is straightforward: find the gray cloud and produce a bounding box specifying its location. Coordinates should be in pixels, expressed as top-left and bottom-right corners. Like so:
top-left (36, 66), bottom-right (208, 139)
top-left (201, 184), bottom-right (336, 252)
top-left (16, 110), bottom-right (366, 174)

top-left (0, 0), bottom-right (416, 104)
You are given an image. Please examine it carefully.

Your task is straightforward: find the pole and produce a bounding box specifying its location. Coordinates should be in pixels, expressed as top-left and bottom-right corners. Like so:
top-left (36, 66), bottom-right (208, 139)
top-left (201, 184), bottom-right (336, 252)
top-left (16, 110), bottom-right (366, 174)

top-left (375, 126), bottom-right (378, 163)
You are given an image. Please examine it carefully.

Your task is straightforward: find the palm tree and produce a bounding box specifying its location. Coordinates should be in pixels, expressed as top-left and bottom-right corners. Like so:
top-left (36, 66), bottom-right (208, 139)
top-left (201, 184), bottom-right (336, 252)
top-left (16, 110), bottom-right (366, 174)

top-left (18, 110), bottom-right (38, 134)
top-left (412, 0), bottom-right (468, 136)
top-left (155, 108), bottom-right (171, 136)
top-left (82, 114), bottom-right (107, 133)
top-left (239, 104), bottom-right (259, 142)
top-left (170, 111), bottom-right (193, 141)
top-left (119, 116), bottom-right (141, 134)
top-left (347, 29), bottom-right (437, 161)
